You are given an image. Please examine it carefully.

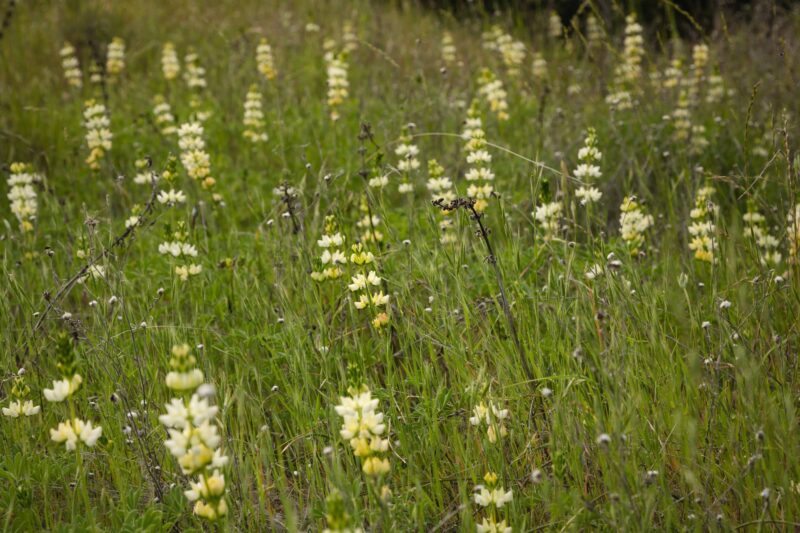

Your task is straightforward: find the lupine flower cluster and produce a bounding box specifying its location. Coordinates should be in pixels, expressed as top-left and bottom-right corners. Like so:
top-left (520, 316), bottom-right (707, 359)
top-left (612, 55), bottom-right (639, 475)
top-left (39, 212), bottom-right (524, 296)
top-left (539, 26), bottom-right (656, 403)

top-left (395, 124), bottom-right (420, 194)
top-left (463, 102), bottom-right (495, 213)
top-left (6, 162), bottom-right (41, 233)
top-left (619, 196), bottom-right (654, 255)
top-left (311, 215), bottom-right (347, 282)
top-left (574, 128), bottom-right (603, 206)
top-left (426, 159), bottom-right (456, 243)
top-left (548, 11), bottom-right (562, 39)
top-left (477, 68), bottom-right (509, 121)
top-left (178, 122), bottom-right (217, 193)
top-left (106, 37), bottom-right (126, 78)
top-left (334, 385), bottom-right (390, 476)
top-left (325, 47), bottom-right (349, 121)
top-left (242, 85), bottom-right (268, 143)
top-left (83, 100), bottom-right (113, 170)
top-left (441, 31), bottom-right (456, 64)
top-left (743, 205), bottom-right (781, 266)
top-left (2, 371), bottom-right (40, 418)
top-left (491, 29), bottom-right (525, 77)
top-left (474, 472), bottom-right (513, 533)
top-left (160, 221), bottom-right (203, 281)
top-left (342, 22), bottom-right (358, 53)
top-left (531, 52), bottom-right (547, 83)
top-left (585, 14), bottom-right (604, 47)
top-left (162, 42), bottom-right (181, 80)
top-left (534, 199), bottom-right (563, 242)
top-left (469, 399), bottom-right (509, 444)
top-left (60, 42), bottom-right (82, 88)
top-left (152, 96), bottom-right (177, 136)
top-left (606, 14), bottom-right (643, 110)
top-left (348, 243), bottom-right (389, 329)
top-left (256, 37), bottom-right (277, 80)
top-left (688, 184), bottom-right (718, 263)
top-left (356, 196), bottom-right (383, 243)
top-left (184, 51), bottom-right (207, 90)
top-left (45, 335), bottom-right (102, 451)
top-left (160, 344), bottom-right (228, 521)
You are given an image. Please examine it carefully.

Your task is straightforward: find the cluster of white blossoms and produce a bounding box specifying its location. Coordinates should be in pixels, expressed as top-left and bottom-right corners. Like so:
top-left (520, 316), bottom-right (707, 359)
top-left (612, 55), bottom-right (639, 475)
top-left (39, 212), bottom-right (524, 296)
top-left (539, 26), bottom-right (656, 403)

top-left (60, 42), bottom-right (82, 88)
top-left (661, 56), bottom-right (683, 90)
top-left (619, 196), bottom-right (654, 255)
top-left (334, 385), bottom-right (390, 477)
top-left (606, 13), bottom-right (643, 111)
top-left (2, 372), bottom-right (40, 419)
top-left (532, 52), bottom-right (548, 83)
top-left (162, 42), bottom-right (180, 80)
top-left (183, 51), bottom-right (207, 90)
top-left (474, 472), bottom-right (513, 533)
top-left (105, 37), bottom-right (125, 78)
top-left (486, 27), bottom-right (525, 77)
top-left (311, 215), bottom-right (347, 282)
top-left (788, 203), bottom-right (800, 263)
top-left (152, 95), bottom-right (177, 136)
top-left (161, 222), bottom-right (202, 281)
top-left (395, 124), bottom-right (420, 194)
top-left (618, 14), bottom-right (644, 83)
top-left (585, 14), bottom-right (604, 48)
top-left (441, 31), bottom-right (456, 64)
top-left (324, 45), bottom-right (349, 121)
top-left (242, 85), bottom-right (268, 143)
top-left (574, 128), bottom-right (603, 206)
top-left (534, 200), bottom-right (563, 241)
top-left (133, 157), bottom-right (157, 185)
top-left (356, 196), bottom-right (383, 243)
top-left (83, 100), bottom-right (112, 170)
top-left (160, 344), bottom-right (228, 521)
top-left (672, 89), bottom-right (692, 142)
top-left (481, 25), bottom-right (503, 51)
top-left (463, 101), bottom-right (495, 213)
top-left (469, 399), bottom-right (509, 444)
top-left (743, 206), bottom-right (781, 266)
top-left (688, 43), bottom-right (709, 104)
top-left (178, 122), bottom-right (216, 192)
top-left (46, 336), bottom-right (102, 451)
top-left (688, 184), bottom-right (718, 263)
top-left (342, 21), bottom-right (359, 53)
top-left (548, 10), bottom-right (563, 39)
top-left (426, 159), bottom-right (456, 243)
top-left (348, 243), bottom-right (389, 329)
top-left (477, 68), bottom-right (509, 121)
top-left (706, 73), bottom-right (725, 104)
top-left (256, 37), bottom-right (277, 81)
top-left (6, 162), bottom-right (41, 233)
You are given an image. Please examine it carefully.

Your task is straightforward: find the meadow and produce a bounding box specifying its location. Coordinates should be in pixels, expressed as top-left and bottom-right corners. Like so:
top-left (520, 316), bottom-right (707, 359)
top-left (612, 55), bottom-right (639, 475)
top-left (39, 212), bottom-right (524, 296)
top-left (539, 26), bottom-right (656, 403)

top-left (1, 0), bottom-right (800, 530)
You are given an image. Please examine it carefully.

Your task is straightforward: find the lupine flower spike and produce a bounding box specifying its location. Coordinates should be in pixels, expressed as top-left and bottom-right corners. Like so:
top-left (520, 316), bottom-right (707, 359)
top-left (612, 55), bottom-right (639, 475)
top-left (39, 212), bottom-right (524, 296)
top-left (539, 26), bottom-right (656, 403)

top-left (159, 344), bottom-right (228, 521)
top-left (6, 162), bottom-right (41, 233)
top-left (574, 128), bottom-right (603, 206)
top-left (46, 334), bottom-right (102, 451)
top-left (334, 384), bottom-right (391, 476)
top-left (688, 184), bottom-right (718, 263)
top-left (60, 42), bottom-right (83, 88)
top-left (311, 215), bottom-right (347, 282)
top-left (2, 371), bottom-right (40, 418)
top-left (474, 472), bottom-right (513, 533)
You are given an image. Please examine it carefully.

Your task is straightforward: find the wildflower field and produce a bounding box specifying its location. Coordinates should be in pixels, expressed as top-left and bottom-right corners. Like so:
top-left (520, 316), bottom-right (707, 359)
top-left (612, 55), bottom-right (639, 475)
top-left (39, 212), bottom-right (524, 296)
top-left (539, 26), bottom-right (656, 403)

top-left (2, 0), bottom-right (800, 530)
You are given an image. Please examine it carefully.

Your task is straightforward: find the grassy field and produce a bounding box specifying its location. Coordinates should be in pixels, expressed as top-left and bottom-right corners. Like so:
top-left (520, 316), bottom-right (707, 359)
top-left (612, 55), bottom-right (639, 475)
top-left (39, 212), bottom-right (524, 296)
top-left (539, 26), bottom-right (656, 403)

top-left (1, 0), bottom-right (800, 531)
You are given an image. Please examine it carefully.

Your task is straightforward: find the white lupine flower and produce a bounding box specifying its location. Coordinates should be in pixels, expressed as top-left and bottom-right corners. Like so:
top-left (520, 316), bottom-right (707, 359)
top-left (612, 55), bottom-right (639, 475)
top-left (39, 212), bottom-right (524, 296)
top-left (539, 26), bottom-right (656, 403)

top-left (60, 42), bottom-right (83, 87)
top-left (162, 42), bottom-right (181, 80)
